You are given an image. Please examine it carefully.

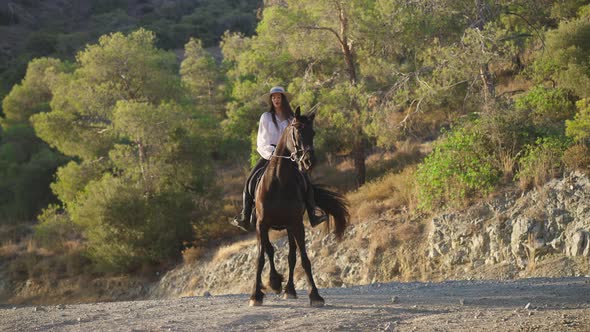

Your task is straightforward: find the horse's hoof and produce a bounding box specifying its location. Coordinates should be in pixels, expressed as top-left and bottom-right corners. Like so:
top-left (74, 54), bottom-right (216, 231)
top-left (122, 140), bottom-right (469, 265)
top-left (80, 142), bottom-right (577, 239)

top-left (283, 293), bottom-right (298, 300)
top-left (310, 299), bottom-right (325, 307)
top-left (249, 299), bottom-right (263, 307)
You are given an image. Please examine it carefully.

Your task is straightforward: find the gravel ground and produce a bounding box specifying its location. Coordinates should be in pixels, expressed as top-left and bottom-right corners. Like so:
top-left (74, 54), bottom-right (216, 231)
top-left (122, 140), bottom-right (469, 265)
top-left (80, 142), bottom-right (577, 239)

top-left (1, 277), bottom-right (589, 332)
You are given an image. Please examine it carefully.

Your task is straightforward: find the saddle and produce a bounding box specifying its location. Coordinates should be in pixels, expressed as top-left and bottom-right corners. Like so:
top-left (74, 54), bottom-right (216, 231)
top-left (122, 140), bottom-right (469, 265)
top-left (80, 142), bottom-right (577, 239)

top-left (246, 165), bottom-right (309, 199)
top-left (246, 164), bottom-right (309, 230)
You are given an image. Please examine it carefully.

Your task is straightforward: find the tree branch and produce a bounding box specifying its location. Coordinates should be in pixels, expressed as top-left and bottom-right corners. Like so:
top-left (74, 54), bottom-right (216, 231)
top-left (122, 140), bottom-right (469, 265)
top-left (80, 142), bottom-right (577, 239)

top-left (298, 25), bottom-right (345, 47)
top-left (504, 11), bottom-right (546, 51)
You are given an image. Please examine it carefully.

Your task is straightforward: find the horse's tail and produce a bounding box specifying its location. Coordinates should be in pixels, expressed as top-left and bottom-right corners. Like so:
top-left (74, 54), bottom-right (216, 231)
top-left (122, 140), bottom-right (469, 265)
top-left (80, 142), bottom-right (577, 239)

top-left (313, 185), bottom-right (349, 240)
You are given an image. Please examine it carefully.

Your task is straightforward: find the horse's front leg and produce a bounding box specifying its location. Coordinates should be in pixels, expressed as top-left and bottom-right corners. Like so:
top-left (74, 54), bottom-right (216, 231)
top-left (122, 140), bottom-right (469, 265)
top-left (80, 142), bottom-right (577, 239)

top-left (293, 224), bottom-right (324, 307)
top-left (249, 225), bottom-right (267, 306)
top-left (283, 231), bottom-right (297, 299)
top-left (263, 229), bottom-right (283, 294)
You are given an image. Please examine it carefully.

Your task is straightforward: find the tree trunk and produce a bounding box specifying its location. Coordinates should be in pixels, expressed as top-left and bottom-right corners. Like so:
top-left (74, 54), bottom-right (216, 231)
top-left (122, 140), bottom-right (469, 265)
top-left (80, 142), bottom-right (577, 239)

top-left (137, 141), bottom-right (150, 191)
top-left (474, 1), bottom-right (495, 107)
top-left (337, 1), bottom-right (365, 186)
top-left (480, 63), bottom-right (495, 106)
top-left (353, 131), bottom-right (366, 187)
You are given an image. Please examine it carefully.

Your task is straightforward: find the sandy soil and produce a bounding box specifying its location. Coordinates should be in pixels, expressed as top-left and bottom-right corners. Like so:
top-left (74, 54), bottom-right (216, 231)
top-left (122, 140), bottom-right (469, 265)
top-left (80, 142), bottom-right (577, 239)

top-left (1, 277), bottom-right (589, 332)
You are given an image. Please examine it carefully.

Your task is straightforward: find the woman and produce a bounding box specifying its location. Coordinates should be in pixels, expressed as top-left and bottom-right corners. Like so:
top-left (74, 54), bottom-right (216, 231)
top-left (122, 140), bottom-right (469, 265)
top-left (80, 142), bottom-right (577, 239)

top-left (231, 86), bottom-right (327, 231)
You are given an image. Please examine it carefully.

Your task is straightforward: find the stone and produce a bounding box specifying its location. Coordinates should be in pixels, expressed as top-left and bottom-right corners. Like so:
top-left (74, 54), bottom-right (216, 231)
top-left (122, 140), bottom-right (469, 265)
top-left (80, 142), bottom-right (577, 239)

top-left (566, 230), bottom-right (589, 257)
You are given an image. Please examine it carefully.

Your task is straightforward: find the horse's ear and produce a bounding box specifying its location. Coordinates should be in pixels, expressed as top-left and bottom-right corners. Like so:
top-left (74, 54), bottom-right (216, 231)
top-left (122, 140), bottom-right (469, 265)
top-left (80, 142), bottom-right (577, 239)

top-left (295, 106), bottom-right (301, 118)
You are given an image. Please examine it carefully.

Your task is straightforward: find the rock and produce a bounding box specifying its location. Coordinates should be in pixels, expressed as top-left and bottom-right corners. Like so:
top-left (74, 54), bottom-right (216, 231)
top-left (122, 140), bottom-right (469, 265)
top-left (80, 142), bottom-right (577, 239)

top-left (424, 172), bottom-right (590, 273)
top-left (566, 230), bottom-right (589, 257)
top-left (202, 291), bottom-right (211, 297)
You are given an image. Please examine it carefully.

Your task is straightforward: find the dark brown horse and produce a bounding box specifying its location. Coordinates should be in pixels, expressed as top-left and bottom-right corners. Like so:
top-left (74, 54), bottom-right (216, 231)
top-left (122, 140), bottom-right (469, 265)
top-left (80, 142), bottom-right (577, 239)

top-left (249, 107), bottom-right (349, 307)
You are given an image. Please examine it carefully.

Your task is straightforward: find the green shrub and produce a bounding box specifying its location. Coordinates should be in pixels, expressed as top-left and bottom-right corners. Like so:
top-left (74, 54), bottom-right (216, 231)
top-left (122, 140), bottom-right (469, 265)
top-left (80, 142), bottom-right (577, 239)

top-left (514, 86), bottom-right (575, 136)
top-left (34, 205), bottom-right (81, 253)
top-left (516, 136), bottom-right (571, 189)
top-left (70, 175), bottom-right (194, 272)
top-left (566, 98), bottom-right (590, 144)
top-left (417, 126), bottom-right (501, 209)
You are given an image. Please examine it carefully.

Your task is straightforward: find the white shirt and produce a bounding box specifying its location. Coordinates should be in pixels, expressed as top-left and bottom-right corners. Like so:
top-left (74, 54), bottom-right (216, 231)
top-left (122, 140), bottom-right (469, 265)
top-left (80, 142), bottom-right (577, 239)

top-left (257, 111), bottom-right (291, 160)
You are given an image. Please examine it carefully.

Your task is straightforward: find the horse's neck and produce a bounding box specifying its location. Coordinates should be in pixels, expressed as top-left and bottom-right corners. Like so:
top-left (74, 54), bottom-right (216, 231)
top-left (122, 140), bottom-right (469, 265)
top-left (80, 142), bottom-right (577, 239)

top-left (267, 149), bottom-right (294, 180)
top-left (263, 125), bottom-right (294, 180)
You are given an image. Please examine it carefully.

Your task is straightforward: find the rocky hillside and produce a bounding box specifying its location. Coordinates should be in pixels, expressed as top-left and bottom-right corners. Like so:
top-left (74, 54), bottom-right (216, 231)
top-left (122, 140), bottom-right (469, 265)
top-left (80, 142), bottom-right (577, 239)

top-left (149, 172), bottom-right (590, 299)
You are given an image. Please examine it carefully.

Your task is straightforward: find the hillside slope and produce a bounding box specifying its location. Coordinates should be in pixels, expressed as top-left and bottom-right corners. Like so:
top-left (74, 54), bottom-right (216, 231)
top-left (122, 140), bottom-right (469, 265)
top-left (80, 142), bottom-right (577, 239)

top-left (149, 172), bottom-right (590, 299)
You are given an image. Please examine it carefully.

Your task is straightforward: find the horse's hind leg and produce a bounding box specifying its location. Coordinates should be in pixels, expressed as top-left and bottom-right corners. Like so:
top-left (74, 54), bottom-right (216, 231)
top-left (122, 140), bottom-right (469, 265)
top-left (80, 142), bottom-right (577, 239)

top-left (293, 225), bottom-right (324, 307)
top-left (263, 231), bottom-right (283, 294)
top-left (249, 226), bottom-right (267, 306)
top-left (283, 231), bottom-right (297, 299)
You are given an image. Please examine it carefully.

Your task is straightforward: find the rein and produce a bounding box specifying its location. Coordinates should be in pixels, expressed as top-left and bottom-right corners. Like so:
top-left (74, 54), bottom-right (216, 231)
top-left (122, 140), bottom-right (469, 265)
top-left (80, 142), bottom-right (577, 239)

top-left (271, 124), bottom-right (310, 167)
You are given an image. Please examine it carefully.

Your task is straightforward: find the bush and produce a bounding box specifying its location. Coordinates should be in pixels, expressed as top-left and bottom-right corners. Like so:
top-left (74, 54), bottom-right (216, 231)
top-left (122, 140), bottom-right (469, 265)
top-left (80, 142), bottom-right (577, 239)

top-left (516, 136), bottom-right (571, 189)
top-left (34, 205), bottom-right (81, 253)
top-left (416, 126), bottom-right (501, 209)
top-left (514, 86), bottom-right (575, 136)
top-left (70, 175), bottom-right (195, 272)
top-left (562, 144), bottom-right (590, 173)
top-left (566, 98), bottom-right (590, 144)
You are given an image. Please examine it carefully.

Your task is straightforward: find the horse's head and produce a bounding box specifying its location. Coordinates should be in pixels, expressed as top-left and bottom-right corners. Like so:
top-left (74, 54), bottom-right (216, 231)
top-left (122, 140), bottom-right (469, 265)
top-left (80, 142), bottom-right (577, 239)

top-left (286, 106), bottom-right (317, 173)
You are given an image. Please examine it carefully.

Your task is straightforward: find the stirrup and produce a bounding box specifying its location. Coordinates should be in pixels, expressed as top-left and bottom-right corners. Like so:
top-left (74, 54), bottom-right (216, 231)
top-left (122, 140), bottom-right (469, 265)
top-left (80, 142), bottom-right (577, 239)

top-left (230, 216), bottom-right (250, 232)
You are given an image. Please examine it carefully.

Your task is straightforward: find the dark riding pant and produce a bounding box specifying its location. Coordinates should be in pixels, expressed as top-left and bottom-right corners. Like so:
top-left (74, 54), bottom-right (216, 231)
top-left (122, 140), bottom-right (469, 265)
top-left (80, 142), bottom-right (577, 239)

top-left (238, 158), bottom-right (268, 224)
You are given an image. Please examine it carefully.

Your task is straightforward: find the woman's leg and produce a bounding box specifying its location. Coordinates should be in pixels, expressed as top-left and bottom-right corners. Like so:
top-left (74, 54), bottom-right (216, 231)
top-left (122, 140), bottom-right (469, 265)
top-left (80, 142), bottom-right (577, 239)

top-left (231, 158), bottom-right (268, 231)
top-left (303, 173), bottom-right (327, 227)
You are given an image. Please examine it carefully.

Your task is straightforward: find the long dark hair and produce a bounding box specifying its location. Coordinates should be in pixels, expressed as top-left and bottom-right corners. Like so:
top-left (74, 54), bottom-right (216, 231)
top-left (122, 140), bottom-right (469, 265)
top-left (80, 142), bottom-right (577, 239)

top-left (269, 94), bottom-right (294, 129)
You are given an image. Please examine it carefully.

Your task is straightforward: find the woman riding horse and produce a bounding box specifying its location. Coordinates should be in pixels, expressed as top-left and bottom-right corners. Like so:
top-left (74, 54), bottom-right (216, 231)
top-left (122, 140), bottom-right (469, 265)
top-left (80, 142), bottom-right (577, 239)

top-left (249, 106), bottom-right (349, 306)
top-left (231, 86), bottom-right (327, 232)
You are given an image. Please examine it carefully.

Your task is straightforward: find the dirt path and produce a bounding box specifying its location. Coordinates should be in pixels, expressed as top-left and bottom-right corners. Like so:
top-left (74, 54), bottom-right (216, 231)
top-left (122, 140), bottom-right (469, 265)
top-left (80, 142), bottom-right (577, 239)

top-left (1, 277), bottom-right (589, 331)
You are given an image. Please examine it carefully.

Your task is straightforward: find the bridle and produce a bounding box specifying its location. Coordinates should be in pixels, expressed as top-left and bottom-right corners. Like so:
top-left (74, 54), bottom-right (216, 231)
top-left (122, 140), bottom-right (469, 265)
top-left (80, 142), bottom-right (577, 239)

top-left (273, 122), bottom-right (313, 170)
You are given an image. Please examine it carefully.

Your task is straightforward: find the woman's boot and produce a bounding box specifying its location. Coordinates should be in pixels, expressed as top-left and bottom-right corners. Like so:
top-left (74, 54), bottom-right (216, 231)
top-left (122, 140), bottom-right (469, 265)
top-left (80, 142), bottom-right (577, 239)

top-left (231, 191), bottom-right (254, 232)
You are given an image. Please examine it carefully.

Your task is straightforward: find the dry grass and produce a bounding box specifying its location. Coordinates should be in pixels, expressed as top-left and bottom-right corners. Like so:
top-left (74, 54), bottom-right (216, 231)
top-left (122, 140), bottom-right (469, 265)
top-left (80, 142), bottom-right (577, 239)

top-left (393, 221), bottom-right (424, 244)
top-left (348, 166), bottom-right (418, 223)
top-left (354, 201), bottom-right (388, 220)
top-left (0, 223), bottom-right (90, 285)
top-left (497, 149), bottom-right (518, 181)
top-left (1, 235), bottom-right (56, 258)
top-left (563, 144), bottom-right (590, 174)
top-left (269, 229), bottom-right (287, 242)
top-left (355, 217), bottom-right (428, 283)
top-left (182, 246), bottom-right (206, 264)
top-left (0, 240), bottom-right (19, 257)
top-left (313, 142), bottom-right (424, 193)
top-left (211, 239), bottom-right (256, 265)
